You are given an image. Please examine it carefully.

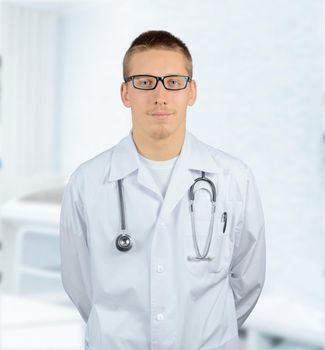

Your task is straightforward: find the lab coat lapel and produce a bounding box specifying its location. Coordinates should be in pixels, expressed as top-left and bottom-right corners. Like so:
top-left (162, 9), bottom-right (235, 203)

top-left (159, 160), bottom-right (193, 220)
top-left (158, 131), bottom-right (192, 220)
top-left (137, 163), bottom-right (162, 199)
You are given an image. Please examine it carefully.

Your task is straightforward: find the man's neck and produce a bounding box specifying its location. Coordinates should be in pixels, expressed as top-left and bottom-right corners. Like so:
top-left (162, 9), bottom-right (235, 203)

top-left (131, 128), bottom-right (185, 161)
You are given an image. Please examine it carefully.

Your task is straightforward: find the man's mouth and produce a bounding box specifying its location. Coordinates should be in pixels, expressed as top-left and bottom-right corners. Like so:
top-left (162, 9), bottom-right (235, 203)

top-left (150, 111), bottom-right (174, 118)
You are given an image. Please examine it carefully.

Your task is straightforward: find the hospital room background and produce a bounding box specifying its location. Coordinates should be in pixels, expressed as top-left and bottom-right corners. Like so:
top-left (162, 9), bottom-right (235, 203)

top-left (0, 0), bottom-right (323, 349)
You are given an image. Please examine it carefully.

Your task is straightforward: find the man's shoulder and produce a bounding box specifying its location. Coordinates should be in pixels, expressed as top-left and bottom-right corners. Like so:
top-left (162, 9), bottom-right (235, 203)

top-left (67, 143), bottom-right (116, 186)
top-left (190, 134), bottom-right (255, 202)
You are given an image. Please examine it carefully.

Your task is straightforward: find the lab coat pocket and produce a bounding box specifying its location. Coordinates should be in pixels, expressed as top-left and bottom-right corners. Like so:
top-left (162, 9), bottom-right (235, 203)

top-left (184, 218), bottom-right (232, 276)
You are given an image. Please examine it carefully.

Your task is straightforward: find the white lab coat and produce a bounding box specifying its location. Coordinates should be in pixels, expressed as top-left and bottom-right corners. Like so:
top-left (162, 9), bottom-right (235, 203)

top-left (60, 129), bottom-right (266, 350)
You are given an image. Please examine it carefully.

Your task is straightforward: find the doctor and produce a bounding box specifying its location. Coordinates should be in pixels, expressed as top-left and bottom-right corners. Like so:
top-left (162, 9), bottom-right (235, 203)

top-left (60, 30), bottom-right (266, 350)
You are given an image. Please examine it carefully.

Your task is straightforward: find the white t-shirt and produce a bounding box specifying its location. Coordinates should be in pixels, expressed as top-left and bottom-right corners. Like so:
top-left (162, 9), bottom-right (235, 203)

top-left (138, 153), bottom-right (179, 198)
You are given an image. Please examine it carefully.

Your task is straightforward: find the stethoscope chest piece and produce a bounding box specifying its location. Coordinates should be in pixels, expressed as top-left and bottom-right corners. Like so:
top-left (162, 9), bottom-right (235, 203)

top-left (116, 233), bottom-right (133, 252)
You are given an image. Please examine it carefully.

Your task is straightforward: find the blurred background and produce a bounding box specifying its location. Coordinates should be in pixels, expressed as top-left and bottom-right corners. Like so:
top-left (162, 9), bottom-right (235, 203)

top-left (0, 0), bottom-right (324, 349)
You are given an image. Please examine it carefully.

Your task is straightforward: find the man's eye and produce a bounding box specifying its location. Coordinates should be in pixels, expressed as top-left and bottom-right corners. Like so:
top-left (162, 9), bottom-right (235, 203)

top-left (139, 79), bottom-right (152, 86)
top-left (167, 79), bottom-right (181, 87)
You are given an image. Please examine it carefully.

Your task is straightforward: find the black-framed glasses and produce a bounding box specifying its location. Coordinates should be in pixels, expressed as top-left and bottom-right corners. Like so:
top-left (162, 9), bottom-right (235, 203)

top-left (124, 74), bottom-right (192, 91)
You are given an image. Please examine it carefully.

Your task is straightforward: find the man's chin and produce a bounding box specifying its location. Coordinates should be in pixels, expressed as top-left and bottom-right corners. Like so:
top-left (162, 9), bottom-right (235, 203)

top-left (150, 126), bottom-right (172, 140)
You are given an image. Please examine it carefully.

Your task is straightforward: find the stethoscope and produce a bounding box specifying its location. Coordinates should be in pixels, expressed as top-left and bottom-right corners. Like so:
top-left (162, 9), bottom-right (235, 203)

top-left (115, 171), bottom-right (227, 261)
top-left (187, 171), bottom-right (218, 261)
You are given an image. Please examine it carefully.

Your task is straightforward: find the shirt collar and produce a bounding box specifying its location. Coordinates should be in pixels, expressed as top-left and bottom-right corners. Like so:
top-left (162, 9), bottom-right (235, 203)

top-left (104, 128), bottom-right (220, 183)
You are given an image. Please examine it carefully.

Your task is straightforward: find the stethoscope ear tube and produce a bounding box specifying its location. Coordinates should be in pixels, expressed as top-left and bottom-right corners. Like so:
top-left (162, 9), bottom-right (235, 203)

top-left (188, 171), bottom-right (217, 202)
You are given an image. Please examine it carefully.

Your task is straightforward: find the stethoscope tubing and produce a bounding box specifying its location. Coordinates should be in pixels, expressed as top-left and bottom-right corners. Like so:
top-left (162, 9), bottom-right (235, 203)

top-left (117, 179), bottom-right (126, 231)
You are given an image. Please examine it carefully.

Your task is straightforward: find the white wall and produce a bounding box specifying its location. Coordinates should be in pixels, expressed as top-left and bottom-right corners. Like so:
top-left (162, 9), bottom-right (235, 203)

top-left (58, 0), bottom-right (323, 305)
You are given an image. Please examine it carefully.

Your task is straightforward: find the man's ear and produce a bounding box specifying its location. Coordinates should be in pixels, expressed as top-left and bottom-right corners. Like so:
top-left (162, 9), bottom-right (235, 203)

top-left (188, 79), bottom-right (197, 106)
top-left (120, 82), bottom-right (131, 108)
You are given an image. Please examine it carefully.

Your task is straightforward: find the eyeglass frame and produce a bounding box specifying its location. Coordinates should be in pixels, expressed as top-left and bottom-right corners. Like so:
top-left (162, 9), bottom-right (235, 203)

top-left (124, 74), bottom-right (192, 91)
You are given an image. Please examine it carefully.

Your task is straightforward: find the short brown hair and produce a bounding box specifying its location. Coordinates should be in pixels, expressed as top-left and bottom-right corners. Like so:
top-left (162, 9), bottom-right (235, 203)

top-left (122, 30), bottom-right (193, 81)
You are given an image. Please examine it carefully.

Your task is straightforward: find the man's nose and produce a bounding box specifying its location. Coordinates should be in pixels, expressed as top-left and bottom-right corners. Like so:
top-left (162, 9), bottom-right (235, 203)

top-left (154, 80), bottom-right (168, 104)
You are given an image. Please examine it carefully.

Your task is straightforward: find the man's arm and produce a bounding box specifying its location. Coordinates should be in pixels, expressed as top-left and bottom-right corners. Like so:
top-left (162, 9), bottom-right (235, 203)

top-left (60, 170), bottom-right (92, 323)
top-left (229, 165), bottom-right (266, 329)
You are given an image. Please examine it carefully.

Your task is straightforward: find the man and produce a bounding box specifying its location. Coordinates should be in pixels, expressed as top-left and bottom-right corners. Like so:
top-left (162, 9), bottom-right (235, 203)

top-left (60, 30), bottom-right (266, 350)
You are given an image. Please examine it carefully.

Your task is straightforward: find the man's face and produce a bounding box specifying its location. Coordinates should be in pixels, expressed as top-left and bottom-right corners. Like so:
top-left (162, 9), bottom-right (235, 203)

top-left (120, 49), bottom-right (197, 141)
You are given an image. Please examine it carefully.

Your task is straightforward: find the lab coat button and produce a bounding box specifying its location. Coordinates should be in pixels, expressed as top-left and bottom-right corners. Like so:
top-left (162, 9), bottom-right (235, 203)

top-left (157, 264), bottom-right (164, 273)
top-left (156, 313), bottom-right (164, 321)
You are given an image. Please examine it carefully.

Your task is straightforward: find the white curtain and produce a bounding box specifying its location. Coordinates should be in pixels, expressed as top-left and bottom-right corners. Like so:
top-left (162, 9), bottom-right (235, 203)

top-left (1, 3), bottom-right (60, 201)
